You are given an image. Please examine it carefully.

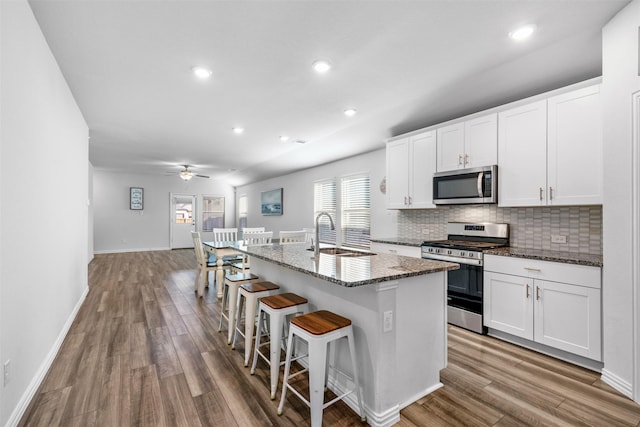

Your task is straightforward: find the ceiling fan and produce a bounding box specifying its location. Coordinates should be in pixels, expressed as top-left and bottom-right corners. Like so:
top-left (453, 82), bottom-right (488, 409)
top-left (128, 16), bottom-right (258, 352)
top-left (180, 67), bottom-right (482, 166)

top-left (169, 165), bottom-right (210, 181)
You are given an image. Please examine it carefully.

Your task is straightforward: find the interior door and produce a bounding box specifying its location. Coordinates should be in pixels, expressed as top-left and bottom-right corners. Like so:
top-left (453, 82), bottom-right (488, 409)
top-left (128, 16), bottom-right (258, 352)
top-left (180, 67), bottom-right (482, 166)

top-left (171, 193), bottom-right (196, 249)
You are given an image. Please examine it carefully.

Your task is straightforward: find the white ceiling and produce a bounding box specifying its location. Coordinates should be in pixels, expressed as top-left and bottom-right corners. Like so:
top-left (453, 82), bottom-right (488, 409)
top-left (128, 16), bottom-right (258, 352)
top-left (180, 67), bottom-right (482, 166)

top-left (28, 0), bottom-right (628, 186)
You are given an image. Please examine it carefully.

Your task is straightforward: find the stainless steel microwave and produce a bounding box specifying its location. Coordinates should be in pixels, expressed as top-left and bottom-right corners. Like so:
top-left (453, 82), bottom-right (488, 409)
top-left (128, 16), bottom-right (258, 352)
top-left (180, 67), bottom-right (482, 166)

top-left (433, 165), bottom-right (497, 205)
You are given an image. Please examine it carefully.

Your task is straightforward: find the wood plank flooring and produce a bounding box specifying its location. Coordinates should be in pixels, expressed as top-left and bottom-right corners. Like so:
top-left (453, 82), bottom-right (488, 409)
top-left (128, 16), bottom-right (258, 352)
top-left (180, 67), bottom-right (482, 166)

top-left (19, 250), bottom-right (640, 426)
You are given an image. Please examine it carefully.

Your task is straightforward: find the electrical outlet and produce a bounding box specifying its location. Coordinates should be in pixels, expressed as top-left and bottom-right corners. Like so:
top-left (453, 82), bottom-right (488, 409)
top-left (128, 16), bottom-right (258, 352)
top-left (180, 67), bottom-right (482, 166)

top-left (551, 234), bottom-right (567, 244)
top-left (383, 310), bottom-right (393, 332)
top-left (4, 360), bottom-right (10, 387)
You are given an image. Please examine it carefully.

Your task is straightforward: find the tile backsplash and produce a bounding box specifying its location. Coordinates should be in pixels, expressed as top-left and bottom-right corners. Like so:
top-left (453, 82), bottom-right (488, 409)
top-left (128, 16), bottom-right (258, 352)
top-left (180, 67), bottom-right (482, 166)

top-left (397, 205), bottom-right (602, 255)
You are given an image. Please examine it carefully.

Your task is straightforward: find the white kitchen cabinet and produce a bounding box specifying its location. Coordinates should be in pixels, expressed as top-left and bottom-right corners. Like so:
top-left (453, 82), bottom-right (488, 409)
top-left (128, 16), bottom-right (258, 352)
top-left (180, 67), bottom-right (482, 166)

top-left (386, 130), bottom-right (436, 209)
top-left (498, 84), bottom-right (602, 207)
top-left (484, 255), bottom-right (602, 361)
top-left (437, 113), bottom-right (497, 172)
top-left (370, 242), bottom-right (421, 258)
top-left (497, 100), bottom-right (548, 206)
top-left (547, 84), bottom-right (602, 205)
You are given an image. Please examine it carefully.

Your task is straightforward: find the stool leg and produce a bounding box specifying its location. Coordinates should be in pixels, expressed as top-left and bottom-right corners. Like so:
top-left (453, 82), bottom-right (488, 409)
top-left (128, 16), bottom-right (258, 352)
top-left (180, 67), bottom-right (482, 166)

top-left (250, 307), bottom-right (265, 375)
top-left (218, 283), bottom-right (227, 332)
top-left (308, 339), bottom-right (327, 427)
top-left (277, 327), bottom-right (296, 416)
top-left (232, 291), bottom-right (245, 349)
top-left (243, 294), bottom-right (258, 366)
top-left (269, 310), bottom-right (283, 399)
top-left (346, 328), bottom-right (366, 422)
top-left (228, 285), bottom-right (240, 345)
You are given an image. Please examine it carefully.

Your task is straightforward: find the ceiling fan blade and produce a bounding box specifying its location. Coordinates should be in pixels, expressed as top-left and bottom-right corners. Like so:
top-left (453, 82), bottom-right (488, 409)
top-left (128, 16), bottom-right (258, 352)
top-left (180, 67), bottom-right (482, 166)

top-left (195, 174), bottom-right (210, 179)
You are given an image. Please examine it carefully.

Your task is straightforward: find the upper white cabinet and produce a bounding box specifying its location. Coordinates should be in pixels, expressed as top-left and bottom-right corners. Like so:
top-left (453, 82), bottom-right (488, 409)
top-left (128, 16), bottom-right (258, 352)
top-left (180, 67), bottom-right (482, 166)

top-left (498, 100), bottom-right (548, 206)
top-left (484, 255), bottom-right (602, 361)
top-left (386, 130), bottom-right (436, 209)
top-left (437, 113), bottom-right (497, 172)
top-left (498, 84), bottom-right (602, 207)
top-left (547, 85), bottom-right (603, 205)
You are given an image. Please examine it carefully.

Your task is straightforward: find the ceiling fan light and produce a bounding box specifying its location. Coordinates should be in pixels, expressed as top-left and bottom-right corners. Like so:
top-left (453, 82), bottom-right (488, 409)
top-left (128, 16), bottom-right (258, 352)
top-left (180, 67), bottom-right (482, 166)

top-left (180, 170), bottom-right (194, 181)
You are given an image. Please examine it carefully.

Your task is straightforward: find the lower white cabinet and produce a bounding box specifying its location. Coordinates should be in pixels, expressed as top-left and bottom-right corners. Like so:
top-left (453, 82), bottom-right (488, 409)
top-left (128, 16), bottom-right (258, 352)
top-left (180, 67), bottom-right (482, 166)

top-left (370, 242), bottom-right (421, 258)
top-left (484, 255), bottom-right (602, 361)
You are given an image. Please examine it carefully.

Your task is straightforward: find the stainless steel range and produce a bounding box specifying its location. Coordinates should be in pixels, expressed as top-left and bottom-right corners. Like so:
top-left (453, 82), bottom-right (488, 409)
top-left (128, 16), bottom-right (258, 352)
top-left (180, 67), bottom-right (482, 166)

top-left (421, 222), bottom-right (509, 334)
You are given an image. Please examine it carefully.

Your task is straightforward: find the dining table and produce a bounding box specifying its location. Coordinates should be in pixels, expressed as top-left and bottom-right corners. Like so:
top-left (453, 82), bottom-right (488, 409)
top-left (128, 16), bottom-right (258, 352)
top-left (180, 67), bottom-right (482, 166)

top-left (202, 241), bottom-right (243, 299)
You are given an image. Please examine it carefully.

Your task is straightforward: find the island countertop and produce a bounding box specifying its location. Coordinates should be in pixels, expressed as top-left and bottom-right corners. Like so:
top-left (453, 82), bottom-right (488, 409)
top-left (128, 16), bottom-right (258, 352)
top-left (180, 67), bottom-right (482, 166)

top-left (227, 243), bottom-right (458, 287)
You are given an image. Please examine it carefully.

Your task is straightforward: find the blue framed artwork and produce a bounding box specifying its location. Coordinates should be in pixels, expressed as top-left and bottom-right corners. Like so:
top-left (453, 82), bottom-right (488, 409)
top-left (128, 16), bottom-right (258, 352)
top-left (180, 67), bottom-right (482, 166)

top-left (261, 188), bottom-right (282, 215)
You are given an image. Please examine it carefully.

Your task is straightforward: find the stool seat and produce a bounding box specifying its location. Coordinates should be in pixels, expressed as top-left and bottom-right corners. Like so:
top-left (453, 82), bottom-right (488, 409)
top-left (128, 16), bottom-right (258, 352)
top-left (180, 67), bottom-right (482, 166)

top-left (241, 281), bottom-right (280, 293)
top-left (261, 293), bottom-right (308, 310)
top-left (226, 272), bottom-right (258, 282)
top-left (291, 310), bottom-right (351, 335)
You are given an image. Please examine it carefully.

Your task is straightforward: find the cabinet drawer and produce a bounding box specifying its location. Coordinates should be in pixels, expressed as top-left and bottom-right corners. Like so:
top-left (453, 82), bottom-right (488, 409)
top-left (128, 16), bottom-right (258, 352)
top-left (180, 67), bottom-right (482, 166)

top-left (484, 254), bottom-right (601, 289)
top-left (370, 242), bottom-right (421, 258)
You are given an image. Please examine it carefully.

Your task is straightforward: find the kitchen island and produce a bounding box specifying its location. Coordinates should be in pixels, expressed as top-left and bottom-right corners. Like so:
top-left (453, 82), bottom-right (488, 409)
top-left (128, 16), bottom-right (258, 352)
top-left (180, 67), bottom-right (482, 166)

top-left (232, 242), bottom-right (458, 427)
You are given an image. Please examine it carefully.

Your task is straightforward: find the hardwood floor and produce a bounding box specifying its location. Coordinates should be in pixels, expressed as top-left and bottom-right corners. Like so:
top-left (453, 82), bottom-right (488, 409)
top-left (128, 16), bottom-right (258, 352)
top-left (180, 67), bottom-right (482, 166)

top-left (19, 250), bottom-right (640, 426)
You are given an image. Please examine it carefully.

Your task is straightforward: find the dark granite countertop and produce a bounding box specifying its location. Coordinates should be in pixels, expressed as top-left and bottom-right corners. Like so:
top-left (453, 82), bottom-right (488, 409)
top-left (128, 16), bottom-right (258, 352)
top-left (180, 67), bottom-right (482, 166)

top-left (370, 237), bottom-right (425, 247)
top-left (222, 242), bottom-right (458, 287)
top-left (484, 247), bottom-right (603, 267)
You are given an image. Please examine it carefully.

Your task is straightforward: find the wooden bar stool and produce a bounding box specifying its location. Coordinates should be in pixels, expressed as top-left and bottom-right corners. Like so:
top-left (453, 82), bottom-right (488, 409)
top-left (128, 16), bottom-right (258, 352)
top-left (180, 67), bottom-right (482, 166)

top-left (218, 272), bottom-right (259, 345)
top-left (232, 281), bottom-right (281, 366)
top-left (277, 310), bottom-right (366, 426)
top-left (250, 292), bottom-right (309, 399)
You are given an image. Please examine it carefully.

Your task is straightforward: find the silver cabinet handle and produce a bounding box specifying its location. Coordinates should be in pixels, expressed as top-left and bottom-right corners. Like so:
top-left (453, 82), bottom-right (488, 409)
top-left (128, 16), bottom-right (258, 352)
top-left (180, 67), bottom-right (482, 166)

top-left (404, 196), bottom-right (408, 205)
top-left (549, 186), bottom-right (554, 200)
top-left (539, 187), bottom-right (543, 201)
top-left (477, 172), bottom-right (484, 197)
top-left (458, 154), bottom-right (463, 166)
top-left (524, 267), bottom-right (541, 272)
top-left (464, 153), bottom-right (469, 166)
top-left (536, 286), bottom-right (541, 301)
top-left (408, 196), bottom-right (412, 205)
top-left (526, 284), bottom-right (530, 298)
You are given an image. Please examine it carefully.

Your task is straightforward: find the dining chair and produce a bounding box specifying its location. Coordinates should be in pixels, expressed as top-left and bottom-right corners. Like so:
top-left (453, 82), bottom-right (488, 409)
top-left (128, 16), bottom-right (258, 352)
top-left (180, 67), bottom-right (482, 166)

top-left (278, 230), bottom-right (307, 244)
top-left (242, 227), bottom-right (265, 235)
top-left (191, 231), bottom-right (217, 297)
top-left (213, 228), bottom-right (238, 242)
top-left (302, 227), bottom-right (315, 244)
top-left (244, 231), bottom-right (273, 245)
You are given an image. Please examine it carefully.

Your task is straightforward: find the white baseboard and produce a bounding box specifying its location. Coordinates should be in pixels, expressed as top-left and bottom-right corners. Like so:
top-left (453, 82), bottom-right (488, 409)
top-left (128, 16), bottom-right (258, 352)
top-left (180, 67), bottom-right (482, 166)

top-left (601, 368), bottom-right (633, 399)
top-left (93, 246), bottom-right (171, 254)
top-left (4, 286), bottom-right (89, 427)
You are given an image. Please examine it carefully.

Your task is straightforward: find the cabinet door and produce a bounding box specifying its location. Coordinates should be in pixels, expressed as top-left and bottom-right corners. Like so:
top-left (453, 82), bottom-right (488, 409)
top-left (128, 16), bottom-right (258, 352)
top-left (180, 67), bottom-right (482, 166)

top-left (498, 100), bottom-right (548, 207)
top-left (484, 272), bottom-right (534, 339)
top-left (547, 84), bottom-right (602, 205)
top-left (436, 122), bottom-right (465, 172)
top-left (464, 113), bottom-right (497, 168)
top-left (534, 280), bottom-right (602, 361)
top-left (386, 138), bottom-right (410, 208)
top-left (408, 131), bottom-right (436, 208)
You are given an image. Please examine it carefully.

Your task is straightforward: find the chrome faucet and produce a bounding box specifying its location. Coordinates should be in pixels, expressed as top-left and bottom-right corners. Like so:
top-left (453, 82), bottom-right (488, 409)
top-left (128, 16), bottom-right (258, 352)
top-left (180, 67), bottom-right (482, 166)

top-left (314, 211), bottom-right (335, 258)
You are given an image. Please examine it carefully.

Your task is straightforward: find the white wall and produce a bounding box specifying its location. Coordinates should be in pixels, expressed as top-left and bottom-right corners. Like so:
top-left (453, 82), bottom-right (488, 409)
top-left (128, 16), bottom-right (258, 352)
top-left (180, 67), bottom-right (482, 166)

top-left (235, 149), bottom-right (397, 241)
top-left (93, 171), bottom-right (235, 253)
top-left (601, 0), bottom-right (640, 402)
top-left (0, 1), bottom-right (89, 425)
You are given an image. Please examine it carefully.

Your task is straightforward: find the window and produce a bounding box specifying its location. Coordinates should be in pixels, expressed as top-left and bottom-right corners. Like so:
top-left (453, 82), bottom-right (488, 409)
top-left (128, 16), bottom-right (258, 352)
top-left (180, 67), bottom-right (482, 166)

top-left (341, 174), bottom-right (371, 248)
top-left (313, 179), bottom-right (337, 244)
top-left (313, 174), bottom-right (371, 249)
top-left (238, 194), bottom-right (248, 229)
top-left (201, 195), bottom-right (225, 231)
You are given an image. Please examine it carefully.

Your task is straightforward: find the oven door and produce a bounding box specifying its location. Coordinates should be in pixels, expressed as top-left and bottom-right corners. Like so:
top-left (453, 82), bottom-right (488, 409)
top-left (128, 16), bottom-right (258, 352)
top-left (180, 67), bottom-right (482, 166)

top-left (447, 262), bottom-right (483, 313)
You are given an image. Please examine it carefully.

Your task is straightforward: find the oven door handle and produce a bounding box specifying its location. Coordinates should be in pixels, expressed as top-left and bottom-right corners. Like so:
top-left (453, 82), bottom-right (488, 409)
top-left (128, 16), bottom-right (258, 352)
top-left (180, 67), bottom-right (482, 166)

top-left (477, 172), bottom-right (484, 197)
top-left (422, 253), bottom-right (483, 266)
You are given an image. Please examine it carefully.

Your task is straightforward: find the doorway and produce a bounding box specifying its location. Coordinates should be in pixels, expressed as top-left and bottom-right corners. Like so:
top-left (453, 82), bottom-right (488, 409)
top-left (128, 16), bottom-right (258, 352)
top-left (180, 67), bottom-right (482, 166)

top-left (171, 193), bottom-right (196, 249)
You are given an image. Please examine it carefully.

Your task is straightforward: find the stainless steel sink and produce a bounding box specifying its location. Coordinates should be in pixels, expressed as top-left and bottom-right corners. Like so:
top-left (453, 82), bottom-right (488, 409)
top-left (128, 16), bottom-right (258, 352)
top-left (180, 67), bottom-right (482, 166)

top-left (307, 247), bottom-right (376, 257)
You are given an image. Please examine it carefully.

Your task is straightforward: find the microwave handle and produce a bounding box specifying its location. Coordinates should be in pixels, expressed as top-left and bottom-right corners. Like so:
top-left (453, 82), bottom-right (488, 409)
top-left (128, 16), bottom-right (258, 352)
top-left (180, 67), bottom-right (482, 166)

top-left (477, 172), bottom-right (484, 197)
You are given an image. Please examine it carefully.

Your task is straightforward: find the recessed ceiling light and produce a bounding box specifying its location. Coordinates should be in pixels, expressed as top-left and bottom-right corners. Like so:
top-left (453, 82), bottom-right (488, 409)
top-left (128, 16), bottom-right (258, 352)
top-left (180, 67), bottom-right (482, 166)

top-left (344, 108), bottom-right (357, 117)
top-left (279, 135), bottom-right (290, 142)
top-left (233, 127), bottom-right (244, 134)
top-left (509, 25), bottom-right (536, 41)
top-left (192, 66), bottom-right (212, 79)
top-left (312, 60), bottom-right (332, 73)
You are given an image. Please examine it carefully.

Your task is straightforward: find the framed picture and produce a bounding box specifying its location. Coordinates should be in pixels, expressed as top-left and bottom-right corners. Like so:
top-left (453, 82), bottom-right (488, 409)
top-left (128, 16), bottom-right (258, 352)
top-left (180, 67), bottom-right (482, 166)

top-left (261, 188), bottom-right (282, 215)
top-left (130, 187), bottom-right (144, 210)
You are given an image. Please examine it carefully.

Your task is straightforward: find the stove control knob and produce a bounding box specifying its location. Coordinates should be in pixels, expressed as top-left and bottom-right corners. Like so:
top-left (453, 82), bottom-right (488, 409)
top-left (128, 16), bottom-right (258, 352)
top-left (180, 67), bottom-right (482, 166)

top-left (447, 250), bottom-right (452, 255)
top-left (469, 253), bottom-right (475, 258)
top-left (459, 251), bottom-right (465, 257)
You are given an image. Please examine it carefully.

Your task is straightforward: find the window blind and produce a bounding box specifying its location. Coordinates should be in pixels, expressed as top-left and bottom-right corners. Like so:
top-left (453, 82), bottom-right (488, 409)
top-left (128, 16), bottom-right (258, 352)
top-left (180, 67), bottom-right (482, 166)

top-left (313, 179), bottom-right (337, 244)
top-left (202, 196), bottom-right (225, 232)
top-left (341, 174), bottom-right (371, 248)
top-left (238, 194), bottom-right (248, 229)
